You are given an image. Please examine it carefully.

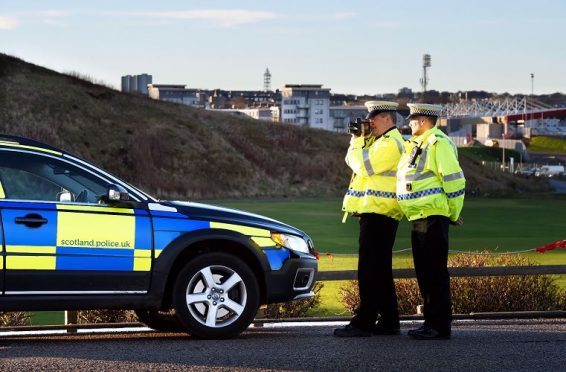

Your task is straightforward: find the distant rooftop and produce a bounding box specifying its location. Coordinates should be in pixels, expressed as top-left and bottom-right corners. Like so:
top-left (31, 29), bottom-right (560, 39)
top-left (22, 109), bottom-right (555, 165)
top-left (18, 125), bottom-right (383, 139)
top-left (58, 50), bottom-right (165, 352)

top-left (149, 84), bottom-right (187, 89)
top-left (282, 84), bottom-right (330, 91)
top-left (330, 105), bottom-right (366, 110)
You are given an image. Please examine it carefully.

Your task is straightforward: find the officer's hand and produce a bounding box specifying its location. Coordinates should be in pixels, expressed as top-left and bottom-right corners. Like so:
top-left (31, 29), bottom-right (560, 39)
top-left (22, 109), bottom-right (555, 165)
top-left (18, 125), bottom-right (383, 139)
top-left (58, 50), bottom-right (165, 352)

top-left (451, 217), bottom-right (464, 226)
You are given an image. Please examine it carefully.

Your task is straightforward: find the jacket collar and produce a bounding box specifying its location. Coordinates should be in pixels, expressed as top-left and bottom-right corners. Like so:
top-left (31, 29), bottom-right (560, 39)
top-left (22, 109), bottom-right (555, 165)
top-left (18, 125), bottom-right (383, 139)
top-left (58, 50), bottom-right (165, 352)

top-left (410, 127), bottom-right (438, 146)
top-left (375, 126), bottom-right (397, 140)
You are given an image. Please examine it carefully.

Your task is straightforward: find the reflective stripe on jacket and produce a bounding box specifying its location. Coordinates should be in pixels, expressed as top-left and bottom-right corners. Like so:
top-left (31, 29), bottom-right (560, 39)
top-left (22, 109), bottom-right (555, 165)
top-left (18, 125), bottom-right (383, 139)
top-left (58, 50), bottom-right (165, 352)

top-left (342, 128), bottom-right (404, 220)
top-left (396, 127), bottom-right (465, 221)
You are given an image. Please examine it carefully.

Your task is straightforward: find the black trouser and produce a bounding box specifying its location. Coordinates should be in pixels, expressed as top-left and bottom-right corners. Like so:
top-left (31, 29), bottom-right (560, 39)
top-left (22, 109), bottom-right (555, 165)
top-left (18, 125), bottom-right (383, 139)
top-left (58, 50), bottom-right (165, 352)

top-left (351, 213), bottom-right (400, 330)
top-left (411, 215), bottom-right (452, 332)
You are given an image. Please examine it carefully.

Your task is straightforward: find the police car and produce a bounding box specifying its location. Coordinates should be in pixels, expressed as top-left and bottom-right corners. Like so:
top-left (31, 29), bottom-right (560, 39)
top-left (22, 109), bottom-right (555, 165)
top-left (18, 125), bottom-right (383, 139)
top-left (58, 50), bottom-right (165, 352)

top-left (0, 135), bottom-right (317, 339)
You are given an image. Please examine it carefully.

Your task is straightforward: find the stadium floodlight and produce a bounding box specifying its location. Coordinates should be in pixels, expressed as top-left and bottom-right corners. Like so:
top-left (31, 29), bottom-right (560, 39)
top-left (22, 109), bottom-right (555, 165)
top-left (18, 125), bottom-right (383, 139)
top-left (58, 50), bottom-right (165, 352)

top-left (420, 54), bottom-right (431, 94)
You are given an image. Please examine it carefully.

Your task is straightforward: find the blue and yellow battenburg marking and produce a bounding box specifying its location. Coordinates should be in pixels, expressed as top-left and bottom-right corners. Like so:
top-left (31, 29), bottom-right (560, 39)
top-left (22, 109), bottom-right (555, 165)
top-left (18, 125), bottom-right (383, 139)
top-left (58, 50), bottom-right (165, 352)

top-left (0, 201), bottom-right (290, 272)
top-left (1, 203), bottom-right (152, 272)
top-left (152, 217), bottom-right (289, 270)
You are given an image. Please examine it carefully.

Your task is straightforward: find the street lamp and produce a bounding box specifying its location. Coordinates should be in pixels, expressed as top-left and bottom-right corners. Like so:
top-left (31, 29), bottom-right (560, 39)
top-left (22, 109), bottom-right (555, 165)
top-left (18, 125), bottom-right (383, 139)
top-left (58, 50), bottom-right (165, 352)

top-left (530, 73), bottom-right (534, 96)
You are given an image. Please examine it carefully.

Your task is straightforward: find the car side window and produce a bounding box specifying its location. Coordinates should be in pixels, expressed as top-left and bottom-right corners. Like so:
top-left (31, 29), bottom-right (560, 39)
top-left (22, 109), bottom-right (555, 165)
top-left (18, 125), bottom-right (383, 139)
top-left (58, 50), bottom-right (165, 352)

top-left (0, 151), bottom-right (110, 204)
top-left (0, 167), bottom-right (62, 201)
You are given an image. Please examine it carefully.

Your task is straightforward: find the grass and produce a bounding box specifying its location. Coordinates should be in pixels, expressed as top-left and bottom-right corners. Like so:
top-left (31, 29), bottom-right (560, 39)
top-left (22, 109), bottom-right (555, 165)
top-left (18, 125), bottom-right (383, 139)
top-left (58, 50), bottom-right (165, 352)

top-left (31, 311), bottom-right (65, 325)
top-left (528, 136), bottom-right (566, 153)
top-left (216, 197), bottom-right (566, 254)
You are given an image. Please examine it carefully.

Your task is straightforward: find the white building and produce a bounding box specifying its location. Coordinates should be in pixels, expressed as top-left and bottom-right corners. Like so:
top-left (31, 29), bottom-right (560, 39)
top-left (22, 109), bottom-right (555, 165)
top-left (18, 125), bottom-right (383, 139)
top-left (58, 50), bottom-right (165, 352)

top-left (280, 84), bottom-right (331, 130)
top-left (147, 84), bottom-right (206, 108)
top-left (212, 107), bottom-right (280, 122)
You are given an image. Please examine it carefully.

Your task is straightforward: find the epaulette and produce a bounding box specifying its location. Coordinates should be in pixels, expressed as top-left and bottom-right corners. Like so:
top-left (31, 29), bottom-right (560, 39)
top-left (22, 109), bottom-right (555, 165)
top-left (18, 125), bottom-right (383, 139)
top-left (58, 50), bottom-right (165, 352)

top-left (426, 134), bottom-right (438, 146)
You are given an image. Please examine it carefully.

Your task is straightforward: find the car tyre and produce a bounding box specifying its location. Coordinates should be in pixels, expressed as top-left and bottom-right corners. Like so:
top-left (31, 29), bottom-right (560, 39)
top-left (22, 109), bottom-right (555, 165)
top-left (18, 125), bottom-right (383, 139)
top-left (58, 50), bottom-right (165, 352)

top-left (173, 252), bottom-right (260, 339)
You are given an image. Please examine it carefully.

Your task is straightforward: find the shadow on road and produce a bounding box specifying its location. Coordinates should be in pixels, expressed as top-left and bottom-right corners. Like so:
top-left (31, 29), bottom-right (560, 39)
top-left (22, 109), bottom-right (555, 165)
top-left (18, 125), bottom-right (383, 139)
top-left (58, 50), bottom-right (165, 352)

top-left (1, 321), bottom-right (565, 370)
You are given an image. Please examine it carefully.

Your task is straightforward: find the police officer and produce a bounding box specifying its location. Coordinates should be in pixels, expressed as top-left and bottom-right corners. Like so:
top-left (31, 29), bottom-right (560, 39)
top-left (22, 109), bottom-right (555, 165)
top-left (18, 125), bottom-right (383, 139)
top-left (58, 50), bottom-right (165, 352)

top-left (396, 103), bottom-right (465, 340)
top-left (334, 101), bottom-right (404, 337)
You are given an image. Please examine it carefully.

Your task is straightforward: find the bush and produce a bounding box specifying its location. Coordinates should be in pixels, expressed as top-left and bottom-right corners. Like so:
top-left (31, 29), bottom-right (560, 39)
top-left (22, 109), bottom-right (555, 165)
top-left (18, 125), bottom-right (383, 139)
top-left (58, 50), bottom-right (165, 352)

top-left (77, 310), bottom-right (137, 324)
top-left (263, 282), bottom-right (324, 318)
top-left (0, 312), bottom-right (31, 327)
top-left (449, 254), bottom-right (566, 313)
top-left (340, 253), bottom-right (566, 315)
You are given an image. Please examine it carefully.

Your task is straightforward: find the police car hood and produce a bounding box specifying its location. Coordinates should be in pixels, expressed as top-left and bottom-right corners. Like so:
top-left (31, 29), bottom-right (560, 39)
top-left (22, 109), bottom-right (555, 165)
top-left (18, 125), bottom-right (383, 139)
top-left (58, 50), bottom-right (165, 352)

top-left (163, 201), bottom-right (305, 237)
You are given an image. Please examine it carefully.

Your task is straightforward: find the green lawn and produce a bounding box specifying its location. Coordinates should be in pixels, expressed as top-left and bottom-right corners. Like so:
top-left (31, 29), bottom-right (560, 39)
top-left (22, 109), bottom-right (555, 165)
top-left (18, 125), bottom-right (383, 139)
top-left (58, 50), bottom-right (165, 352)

top-left (216, 197), bottom-right (566, 254)
top-left (31, 311), bottom-right (65, 325)
top-left (528, 136), bottom-right (566, 153)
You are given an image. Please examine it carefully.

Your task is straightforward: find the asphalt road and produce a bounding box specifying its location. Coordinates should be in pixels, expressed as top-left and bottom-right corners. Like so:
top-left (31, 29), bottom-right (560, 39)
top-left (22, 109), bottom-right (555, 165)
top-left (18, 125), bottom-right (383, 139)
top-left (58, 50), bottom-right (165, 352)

top-left (1, 320), bottom-right (565, 371)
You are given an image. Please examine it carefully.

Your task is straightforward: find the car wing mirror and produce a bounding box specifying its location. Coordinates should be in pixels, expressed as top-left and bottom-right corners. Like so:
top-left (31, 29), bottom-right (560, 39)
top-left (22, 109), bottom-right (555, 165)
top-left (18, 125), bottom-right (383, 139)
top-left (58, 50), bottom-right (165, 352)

top-left (107, 184), bottom-right (130, 202)
top-left (57, 190), bottom-right (74, 202)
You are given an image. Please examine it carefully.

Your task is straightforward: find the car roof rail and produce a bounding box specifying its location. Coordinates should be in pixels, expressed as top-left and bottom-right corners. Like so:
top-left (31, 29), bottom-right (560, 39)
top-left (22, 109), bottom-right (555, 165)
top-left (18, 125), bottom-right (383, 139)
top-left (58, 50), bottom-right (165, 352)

top-left (0, 134), bottom-right (67, 154)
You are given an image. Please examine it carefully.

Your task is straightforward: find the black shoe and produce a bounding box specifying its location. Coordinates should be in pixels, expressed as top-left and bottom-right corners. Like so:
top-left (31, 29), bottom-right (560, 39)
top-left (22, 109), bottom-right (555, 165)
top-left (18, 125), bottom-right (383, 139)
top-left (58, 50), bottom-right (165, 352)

top-left (372, 323), bottom-right (401, 335)
top-left (409, 327), bottom-right (451, 340)
top-left (333, 324), bottom-right (372, 337)
top-left (407, 323), bottom-right (427, 336)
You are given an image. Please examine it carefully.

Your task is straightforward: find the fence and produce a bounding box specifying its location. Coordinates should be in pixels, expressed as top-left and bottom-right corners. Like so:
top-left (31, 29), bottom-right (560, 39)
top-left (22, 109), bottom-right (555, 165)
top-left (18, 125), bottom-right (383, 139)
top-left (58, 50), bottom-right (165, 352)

top-left (481, 160), bottom-right (566, 176)
top-left (2, 263), bottom-right (565, 334)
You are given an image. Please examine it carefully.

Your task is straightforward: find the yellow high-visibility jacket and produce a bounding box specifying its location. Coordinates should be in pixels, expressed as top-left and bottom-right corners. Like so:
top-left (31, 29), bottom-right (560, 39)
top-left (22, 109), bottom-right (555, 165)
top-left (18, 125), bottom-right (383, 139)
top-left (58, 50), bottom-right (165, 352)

top-left (396, 127), bottom-right (465, 222)
top-left (342, 128), bottom-right (404, 220)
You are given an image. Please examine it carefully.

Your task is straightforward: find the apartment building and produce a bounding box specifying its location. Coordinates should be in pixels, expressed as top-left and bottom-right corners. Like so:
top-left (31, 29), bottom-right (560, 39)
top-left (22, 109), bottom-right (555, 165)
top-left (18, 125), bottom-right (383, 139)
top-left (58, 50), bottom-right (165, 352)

top-left (280, 84), bottom-right (331, 130)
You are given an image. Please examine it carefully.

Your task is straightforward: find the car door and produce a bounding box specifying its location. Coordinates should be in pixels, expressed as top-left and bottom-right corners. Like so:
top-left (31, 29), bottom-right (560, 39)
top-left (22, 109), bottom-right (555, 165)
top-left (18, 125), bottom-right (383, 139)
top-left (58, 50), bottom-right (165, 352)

top-left (0, 178), bottom-right (4, 295)
top-left (0, 149), bottom-right (153, 295)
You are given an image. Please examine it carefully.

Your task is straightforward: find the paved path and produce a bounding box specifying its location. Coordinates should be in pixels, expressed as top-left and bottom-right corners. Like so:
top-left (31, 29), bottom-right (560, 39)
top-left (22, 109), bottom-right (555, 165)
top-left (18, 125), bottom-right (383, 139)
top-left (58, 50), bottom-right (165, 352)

top-left (549, 179), bottom-right (566, 193)
top-left (1, 319), bottom-right (565, 371)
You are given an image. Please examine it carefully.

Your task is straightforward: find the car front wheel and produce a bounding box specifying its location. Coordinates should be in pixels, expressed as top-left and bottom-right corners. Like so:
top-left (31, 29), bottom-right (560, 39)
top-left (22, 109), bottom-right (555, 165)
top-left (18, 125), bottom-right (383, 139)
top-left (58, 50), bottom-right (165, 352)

top-left (173, 252), bottom-right (260, 339)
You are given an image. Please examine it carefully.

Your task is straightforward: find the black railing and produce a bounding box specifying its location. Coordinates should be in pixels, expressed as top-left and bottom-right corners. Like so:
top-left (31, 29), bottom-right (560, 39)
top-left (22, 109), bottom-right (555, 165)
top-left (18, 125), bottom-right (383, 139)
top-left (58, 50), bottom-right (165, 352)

top-left (2, 265), bottom-right (565, 335)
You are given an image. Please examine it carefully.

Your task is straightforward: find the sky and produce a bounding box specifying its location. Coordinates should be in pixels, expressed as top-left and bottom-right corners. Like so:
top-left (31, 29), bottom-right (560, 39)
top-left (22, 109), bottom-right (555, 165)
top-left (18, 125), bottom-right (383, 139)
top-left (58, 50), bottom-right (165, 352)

top-left (1, 0), bottom-right (565, 95)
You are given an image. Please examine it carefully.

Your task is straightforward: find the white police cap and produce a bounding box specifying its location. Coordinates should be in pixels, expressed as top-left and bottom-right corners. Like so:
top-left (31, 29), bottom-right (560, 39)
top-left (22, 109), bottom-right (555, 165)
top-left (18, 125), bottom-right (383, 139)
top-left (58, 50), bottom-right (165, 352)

top-left (364, 101), bottom-right (399, 119)
top-left (406, 103), bottom-right (443, 119)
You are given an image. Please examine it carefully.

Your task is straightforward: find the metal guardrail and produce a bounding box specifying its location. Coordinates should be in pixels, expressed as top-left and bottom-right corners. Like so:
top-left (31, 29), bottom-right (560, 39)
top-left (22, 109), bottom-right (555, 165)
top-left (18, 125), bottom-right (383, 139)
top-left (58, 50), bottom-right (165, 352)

top-left (0, 322), bottom-right (147, 333)
top-left (317, 265), bottom-right (566, 281)
top-left (2, 311), bottom-right (566, 335)
top-left (2, 265), bottom-right (565, 335)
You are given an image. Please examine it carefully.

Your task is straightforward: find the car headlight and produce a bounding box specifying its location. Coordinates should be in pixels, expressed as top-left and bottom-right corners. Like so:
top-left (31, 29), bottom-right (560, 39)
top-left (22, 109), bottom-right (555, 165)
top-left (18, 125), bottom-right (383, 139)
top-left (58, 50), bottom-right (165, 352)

top-left (271, 232), bottom-right (310, 254)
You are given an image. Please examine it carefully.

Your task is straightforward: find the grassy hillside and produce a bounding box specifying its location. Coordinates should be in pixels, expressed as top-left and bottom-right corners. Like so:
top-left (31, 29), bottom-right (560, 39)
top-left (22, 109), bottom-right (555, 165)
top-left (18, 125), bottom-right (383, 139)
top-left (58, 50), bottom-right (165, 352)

top-left (0, 54), bottom-right (349, 199)
top-left (0, 53), bottom-right (550, 199)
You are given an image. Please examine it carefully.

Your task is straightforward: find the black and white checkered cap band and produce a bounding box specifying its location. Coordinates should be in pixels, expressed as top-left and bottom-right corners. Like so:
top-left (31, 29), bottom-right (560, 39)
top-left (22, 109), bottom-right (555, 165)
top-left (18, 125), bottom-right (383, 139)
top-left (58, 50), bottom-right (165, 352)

top-left (366, 103), bottom-right (398, 112)
top-left (409, 107), bottom-right (442, 116)
top-left (407, 104), bottom-right (443, 117)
